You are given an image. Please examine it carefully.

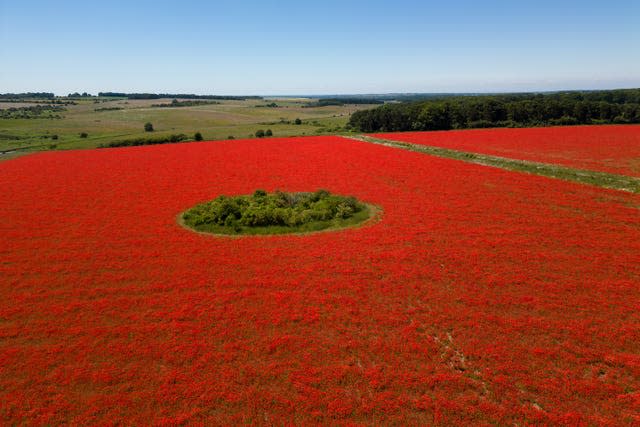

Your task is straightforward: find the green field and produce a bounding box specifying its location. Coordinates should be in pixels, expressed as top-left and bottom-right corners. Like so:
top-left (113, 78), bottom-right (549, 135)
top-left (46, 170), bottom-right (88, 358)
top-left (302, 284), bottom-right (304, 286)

top-left (0, 97), bottom-right (376, 153)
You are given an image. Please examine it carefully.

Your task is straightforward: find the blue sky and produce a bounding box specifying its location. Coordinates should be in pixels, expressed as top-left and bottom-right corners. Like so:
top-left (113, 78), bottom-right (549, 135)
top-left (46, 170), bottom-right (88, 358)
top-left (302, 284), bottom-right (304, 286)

top-left (1, 0), bottom-right (639, 95)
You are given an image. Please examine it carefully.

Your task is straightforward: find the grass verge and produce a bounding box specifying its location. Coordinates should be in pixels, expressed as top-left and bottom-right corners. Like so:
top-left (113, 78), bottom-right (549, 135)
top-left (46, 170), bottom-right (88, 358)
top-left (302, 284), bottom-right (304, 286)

top-left (349, 135), bottom-right (640, 194)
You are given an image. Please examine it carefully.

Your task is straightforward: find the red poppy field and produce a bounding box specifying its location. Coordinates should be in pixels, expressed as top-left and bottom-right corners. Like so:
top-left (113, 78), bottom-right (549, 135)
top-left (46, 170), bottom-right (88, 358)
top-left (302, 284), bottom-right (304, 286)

top-left (374, 125), bottom-right (640, 177)
top-left (1, 135), bottom-right (640, 425)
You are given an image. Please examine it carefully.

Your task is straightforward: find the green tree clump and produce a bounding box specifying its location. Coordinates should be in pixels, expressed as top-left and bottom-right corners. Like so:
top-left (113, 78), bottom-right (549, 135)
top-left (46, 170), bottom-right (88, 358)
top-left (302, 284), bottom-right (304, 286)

top-left (182, 190), bottom-right (370, 235)
top-left (194, 132), bottom-right (203, 141)
top-left (265, 129), bottom-right (273, 137)
top-left (255, 129), bottom-right (265, 138)
top-left (144, 122), bottom-right (154, 132)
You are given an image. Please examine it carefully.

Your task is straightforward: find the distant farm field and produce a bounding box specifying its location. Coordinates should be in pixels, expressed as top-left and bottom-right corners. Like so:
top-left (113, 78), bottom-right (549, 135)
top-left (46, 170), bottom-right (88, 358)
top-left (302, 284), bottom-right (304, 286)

top-left (0, 98), bottom-right (375, 153)
top-left (1, 131), bottom-right (639, 424)
top-left (374, 125), bottom-right (640, 177)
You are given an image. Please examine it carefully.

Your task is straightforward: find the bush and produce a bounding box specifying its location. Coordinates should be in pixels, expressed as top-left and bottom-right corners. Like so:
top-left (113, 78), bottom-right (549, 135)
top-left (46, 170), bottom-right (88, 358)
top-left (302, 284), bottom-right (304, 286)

top-left (144, 122), bottom-right (154, 132)
top-left (255, 129), bottom-right (265, 138)
top-left (265, 129), bottom-right (273, 137)
top-left (550, 116), bottom-right (579, 126)
top-left (182, 190), bottom-right (369, 235)
top-left (227, 135), bottom-right (235, 140)
top-left (98, 133), bottom-right (188, 148)
top-left (194, 132), bottom-right (203, 141)
top-left (80, 132), bottom-right (88, 138)
top-left (51, 134), bottom-right (58, 140)
top-left (468, 120), bottom-right (495, 129)
top-left (613, 115), bottom-right (630, 124)
top-left (294, 118), bottom-right (302, 125)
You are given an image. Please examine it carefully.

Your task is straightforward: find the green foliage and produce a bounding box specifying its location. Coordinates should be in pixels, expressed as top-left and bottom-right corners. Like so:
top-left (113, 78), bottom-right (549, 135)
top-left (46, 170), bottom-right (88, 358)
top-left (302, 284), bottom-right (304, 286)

top-left (265, 129), bottom-right (273, 137)
top-left (182, 190), bottom-right (370, 235)
top-left (227, 135), bottom-right (235, 140)
top-left (194, 132), bottom-right (203, 141)
top-left (255, 129), bottom-right (265, 138)
top-left (94, 107), bottom-right (123, 112)
top-left (0, 92), bottom-right (55, 99)
top-left (98, 134), bottom-right (188, 148)
top-left (98, 92), bottom-right (262, 100)
top-left (68, 92), bottom-right (92, 98)
top-left (349, 88), bottom-right (640, 132)
top-left (303, 98), bottom-right (384, 108)
top-left (151, 99), bottom-right (221, 108)
top-left (144, 122), bottom-right (154, 132)
top-left (294, 118), bottom-right (302, 125)
top-left (79, 132), bottom-right (88, 138)
top-left (0, 105), bottom-right (66, 119)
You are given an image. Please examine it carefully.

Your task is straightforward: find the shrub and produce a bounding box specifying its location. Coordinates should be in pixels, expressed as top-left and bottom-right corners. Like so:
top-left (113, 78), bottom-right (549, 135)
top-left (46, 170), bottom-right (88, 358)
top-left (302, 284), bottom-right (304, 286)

top-left (51, 134), bottom-right (58, 140)
top-left (550, 116), bottom-right (579, 126)
top-left (265, 129), bottom-right (273, 137)
top-left (255, 129), bottom-right (265, 138)
top-left (80, 132), bottom-right (88, 138)
top-left (182, 190), bottom-right (370, 235)
top-left (144, 122), bottom-right (154, 132)
top-left (227, 136), bottom-right (235, 140)
top-left (468, 120), bottom-right (495, 129)
top-left (294, 118), bottom-right (302, 125)
top-left (194, 132), bottom-right (203, 141)
top-left (98, 134), bottom-right (188, 148)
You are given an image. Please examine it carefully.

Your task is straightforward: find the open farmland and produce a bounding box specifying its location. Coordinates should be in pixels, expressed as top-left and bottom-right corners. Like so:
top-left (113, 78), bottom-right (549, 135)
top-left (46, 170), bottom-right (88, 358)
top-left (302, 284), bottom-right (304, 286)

top-left (374, 125), bottom-right (640, 177)
top-left (1, 134), bottom-right (639, 424)
top-left (0, 97), bottom-right (373, 153)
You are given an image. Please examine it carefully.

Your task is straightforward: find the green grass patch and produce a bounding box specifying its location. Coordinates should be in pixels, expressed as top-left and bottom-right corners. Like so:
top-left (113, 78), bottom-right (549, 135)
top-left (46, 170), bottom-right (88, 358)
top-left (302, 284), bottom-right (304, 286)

top-left (181, 189), bottom-right (375, 235)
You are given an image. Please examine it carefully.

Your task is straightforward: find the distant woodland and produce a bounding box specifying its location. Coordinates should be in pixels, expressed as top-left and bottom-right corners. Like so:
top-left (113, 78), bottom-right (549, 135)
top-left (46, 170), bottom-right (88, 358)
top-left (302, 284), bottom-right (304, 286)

top-left (348, 89), bottom-right (640, 132)
top-left (97, 92), bottom-right (262, 100)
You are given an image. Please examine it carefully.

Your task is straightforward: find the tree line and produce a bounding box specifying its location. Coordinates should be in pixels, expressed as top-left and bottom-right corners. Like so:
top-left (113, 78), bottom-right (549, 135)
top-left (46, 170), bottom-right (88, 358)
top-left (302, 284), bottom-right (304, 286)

top-left (348, 89), bottom-right (640, 132)
top-left (150, 99), bottom-right (221, 108)
top-left (0, 92), bottom-right (55, 99)
top-left (303, 98), bottom-right (384, 108)
top-left (97, 92), bottom-right (262, 100)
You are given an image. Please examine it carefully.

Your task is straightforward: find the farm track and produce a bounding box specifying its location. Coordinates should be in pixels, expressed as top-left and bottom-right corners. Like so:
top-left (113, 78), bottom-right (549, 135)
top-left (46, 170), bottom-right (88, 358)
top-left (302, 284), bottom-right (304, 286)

top-left (347, 135), bottom-right (640, 194)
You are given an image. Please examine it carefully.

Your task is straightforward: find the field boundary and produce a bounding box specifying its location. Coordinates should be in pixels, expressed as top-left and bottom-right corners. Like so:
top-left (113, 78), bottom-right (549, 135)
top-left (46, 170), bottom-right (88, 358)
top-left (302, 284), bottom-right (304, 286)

top-left (346, 135), bottom-right (640, 194)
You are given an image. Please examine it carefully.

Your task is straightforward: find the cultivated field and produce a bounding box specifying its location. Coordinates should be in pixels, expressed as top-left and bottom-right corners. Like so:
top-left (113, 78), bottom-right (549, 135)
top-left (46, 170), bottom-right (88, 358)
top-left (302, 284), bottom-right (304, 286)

top-left (0, 98), bottom-right (374, 153)
top-left (374, 125), bottom-right (640, 177)
top-left (1, 133), bottom-right (639, 424)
